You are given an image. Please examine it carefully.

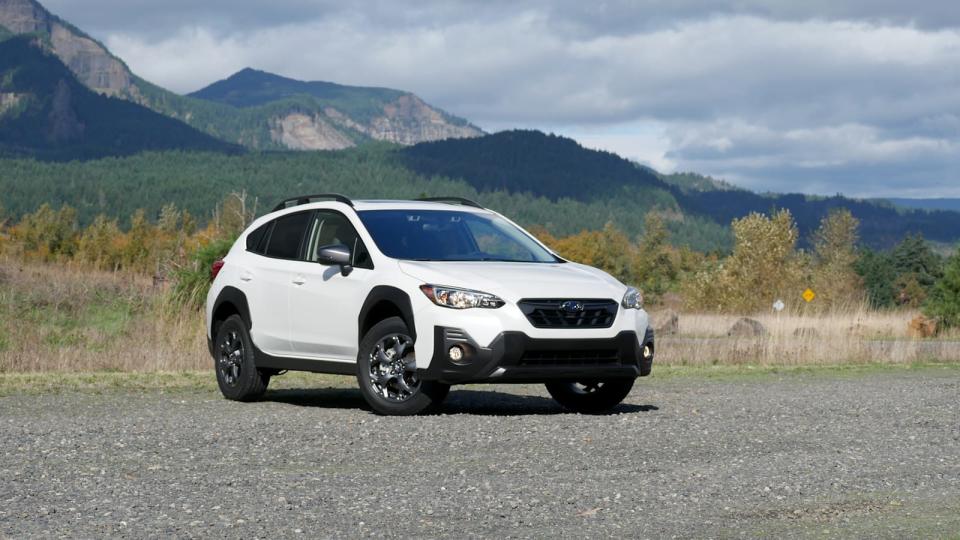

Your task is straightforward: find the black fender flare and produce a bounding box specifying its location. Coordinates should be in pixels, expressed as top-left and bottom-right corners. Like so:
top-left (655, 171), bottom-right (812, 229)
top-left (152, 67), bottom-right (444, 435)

top-left (212, 286), bottom-right (253, 332)
top-left (358, 286), bottom-right (417, 341)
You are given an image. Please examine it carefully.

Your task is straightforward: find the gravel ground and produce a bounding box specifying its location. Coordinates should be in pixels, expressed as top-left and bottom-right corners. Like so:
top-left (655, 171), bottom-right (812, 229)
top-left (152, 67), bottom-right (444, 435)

top-left (1, 367), bottom-right (959, 538)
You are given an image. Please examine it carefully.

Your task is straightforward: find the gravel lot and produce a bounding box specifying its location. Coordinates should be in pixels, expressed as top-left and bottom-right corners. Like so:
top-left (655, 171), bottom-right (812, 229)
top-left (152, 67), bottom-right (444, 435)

top-left (2, 367), bottom-right (959, 538)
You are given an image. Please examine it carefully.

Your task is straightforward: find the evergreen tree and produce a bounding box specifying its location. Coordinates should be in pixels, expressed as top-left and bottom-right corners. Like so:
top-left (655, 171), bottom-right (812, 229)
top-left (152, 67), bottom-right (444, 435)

top-left (924, 249), bottom-right (960, 328)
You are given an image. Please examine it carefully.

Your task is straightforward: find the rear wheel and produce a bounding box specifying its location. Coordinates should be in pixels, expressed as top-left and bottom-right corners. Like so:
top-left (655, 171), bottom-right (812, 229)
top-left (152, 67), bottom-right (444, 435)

top-left (545, 379), bottom-right (634, 414)
top-left (214, 315), bottom-right (270, 401)
top-left (357, 317), bottom-right (449, 415)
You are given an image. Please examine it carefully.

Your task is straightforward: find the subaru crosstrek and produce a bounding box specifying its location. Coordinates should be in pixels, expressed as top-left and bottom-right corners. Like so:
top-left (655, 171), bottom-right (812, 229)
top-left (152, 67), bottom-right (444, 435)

top-left (205, 194), bottom-right (654, 415)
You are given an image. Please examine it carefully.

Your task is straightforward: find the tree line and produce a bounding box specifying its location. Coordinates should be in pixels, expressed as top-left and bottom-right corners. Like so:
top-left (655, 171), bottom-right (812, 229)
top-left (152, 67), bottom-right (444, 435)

top-left (2, 197), bottom-right (958, 327)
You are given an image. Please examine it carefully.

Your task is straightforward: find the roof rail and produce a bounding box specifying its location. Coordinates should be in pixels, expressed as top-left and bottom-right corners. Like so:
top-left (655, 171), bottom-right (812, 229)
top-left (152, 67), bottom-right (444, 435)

top-left (272, 193), bottom-right (353, 212)
top-left (415, 196), bottom-right (484, 209)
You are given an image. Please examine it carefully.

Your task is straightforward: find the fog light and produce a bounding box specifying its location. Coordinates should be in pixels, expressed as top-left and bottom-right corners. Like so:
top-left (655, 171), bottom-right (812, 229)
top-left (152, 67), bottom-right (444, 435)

top-left (448, 346), bottom-right (464, 362)
top-left (642, 345), bottom-right (653, 359)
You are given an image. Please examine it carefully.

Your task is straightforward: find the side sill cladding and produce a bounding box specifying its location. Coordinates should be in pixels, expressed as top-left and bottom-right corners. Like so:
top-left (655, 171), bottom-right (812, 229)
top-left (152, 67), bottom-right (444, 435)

top-left (358, 286), bottom-right (417, 341)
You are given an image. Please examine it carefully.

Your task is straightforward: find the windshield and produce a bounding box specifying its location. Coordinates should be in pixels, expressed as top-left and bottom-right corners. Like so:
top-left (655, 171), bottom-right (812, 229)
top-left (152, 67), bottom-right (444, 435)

top-left (358, 210), bottom-right (560, 263)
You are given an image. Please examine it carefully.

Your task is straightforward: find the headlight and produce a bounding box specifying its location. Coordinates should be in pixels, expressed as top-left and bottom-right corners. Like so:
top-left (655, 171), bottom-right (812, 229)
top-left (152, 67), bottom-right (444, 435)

top-left (622, 287), bottom-right (644, 309)
top-left (420, 285), bottom-right (505, 309)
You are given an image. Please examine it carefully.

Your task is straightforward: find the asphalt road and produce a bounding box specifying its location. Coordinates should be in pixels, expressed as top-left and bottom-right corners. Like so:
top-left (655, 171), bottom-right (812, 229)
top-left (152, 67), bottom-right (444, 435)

top-left (2, 367), bottom-right (959, 538)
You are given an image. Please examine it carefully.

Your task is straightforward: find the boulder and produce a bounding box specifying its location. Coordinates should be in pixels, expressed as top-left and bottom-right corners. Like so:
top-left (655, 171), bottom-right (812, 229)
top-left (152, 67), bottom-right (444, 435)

top-left (652, 310), bottom-right (679, 335)
top-left (728, 317), bottom-right (767, 337)
top-left (907, 315), bottom-right (938, 338)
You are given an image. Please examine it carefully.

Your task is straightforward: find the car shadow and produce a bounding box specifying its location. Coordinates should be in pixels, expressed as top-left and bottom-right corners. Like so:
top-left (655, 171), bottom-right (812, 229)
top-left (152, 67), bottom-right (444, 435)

top-left (261, 387), bottom-right (659, 416)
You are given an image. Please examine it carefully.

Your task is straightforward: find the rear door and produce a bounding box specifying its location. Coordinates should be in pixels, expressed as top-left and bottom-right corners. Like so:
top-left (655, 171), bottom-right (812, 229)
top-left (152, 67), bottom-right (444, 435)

top-left (245, 210), bottom-right (313, 356)
top-left (288, 210), bottom-right (376, 361)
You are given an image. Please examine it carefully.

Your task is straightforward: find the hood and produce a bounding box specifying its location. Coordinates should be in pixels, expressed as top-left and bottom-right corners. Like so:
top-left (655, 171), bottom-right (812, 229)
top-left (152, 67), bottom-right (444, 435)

top-left (398, 260), bottom-right (626, 303)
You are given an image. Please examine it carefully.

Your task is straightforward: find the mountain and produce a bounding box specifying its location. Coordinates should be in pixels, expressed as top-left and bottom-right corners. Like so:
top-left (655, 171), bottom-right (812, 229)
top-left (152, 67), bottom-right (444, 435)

top-left (0, 0), bottom-right (482, 151)
top-left (0, 0), bottom-right (139, 99)
top-left (885, 198), bottom-right (960, 213)
top-left (401, 130), bottom-right (960, 249)
top-left (0, 36), bottom-right (239, 159)
top-left (187, 68), bottom-right (482, 149)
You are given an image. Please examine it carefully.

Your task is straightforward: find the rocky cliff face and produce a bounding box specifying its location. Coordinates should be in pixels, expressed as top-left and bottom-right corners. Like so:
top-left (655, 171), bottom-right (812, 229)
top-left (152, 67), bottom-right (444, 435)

top-left (325, 94), bottom-right (481, 146)
top-left (270, 112), bottom-right (354, 150)
top-left (0, 0), bottom-right (138, 98)
top-left (0, 0), bottom-right (46, 33)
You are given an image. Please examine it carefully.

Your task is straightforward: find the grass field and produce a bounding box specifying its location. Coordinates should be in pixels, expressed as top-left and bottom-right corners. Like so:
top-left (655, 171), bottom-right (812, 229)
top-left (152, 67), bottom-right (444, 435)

top-left (2, 261), bottom-right (958, 374)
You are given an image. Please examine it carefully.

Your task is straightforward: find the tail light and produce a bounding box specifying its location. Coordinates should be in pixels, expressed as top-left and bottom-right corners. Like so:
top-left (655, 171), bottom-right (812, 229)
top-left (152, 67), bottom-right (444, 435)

top-left (211, 259), bottom-right (225, 280)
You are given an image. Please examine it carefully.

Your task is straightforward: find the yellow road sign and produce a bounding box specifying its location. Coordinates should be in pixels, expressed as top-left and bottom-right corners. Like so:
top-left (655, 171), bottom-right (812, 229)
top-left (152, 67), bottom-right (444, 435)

top-left (802, 288), bottom-right (816, 302)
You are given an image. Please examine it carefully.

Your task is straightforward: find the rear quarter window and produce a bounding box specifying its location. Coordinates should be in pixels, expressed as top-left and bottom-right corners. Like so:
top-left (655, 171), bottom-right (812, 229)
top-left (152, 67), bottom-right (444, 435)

top-left (264, 211), bottom-right (312, 259)
top-left (245, 222), bottom-right (271, 253)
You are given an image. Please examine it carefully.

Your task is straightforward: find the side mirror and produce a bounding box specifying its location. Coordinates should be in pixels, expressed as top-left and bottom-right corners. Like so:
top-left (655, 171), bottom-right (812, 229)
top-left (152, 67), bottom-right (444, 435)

top-left (317, 243), bottom-right (353, 276)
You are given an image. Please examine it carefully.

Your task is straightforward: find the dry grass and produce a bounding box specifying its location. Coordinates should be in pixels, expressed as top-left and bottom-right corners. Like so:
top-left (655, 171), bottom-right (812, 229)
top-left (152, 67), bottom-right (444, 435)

top-left (0, 261), bottom-right (209, 372)
top-left (2, 261), bottom-right (959, 374)
top-left (654, 306), bottom-right (960, 367)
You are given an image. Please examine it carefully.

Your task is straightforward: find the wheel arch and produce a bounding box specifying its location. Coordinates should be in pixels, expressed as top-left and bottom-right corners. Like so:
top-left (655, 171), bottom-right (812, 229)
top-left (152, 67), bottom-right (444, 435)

top-left (212, 286), bottom-right (252, 339)
top-left (359, 286), bottom-right (417, 342)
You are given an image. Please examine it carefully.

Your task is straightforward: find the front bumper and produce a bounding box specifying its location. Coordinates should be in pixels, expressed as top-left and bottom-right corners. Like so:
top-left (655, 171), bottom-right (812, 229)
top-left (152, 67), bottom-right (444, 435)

top-left (421, 326), bottom-right (654, 384)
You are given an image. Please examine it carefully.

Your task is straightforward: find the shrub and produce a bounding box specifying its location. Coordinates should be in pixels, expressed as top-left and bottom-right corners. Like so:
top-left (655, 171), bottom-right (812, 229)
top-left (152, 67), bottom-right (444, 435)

top-left (168, 238), bottom-right (234, 312)
top-left (924, 249), bottom-right (960, 329)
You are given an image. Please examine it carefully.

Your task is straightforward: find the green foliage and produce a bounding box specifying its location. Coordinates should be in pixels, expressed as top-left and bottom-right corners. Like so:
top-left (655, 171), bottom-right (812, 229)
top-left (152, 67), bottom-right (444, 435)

top-left (0, 147), bottom-right (731, 251)
top-left (854, 249), bottom-right (897, 308)
top-left (809, 209), bottom-right (864, 307)
top-left (13, 203), bottom-right (77, 260)
top-left (169, 238), bottom-right (235, 311)
top-left (924, 249), bottom-right (960, 328)
top-left (855, 234), bottom-right (944, 308)
top-left (657, 170), bottom-right (740, 193)
top-left (685, 210), bottom-right (806, 312)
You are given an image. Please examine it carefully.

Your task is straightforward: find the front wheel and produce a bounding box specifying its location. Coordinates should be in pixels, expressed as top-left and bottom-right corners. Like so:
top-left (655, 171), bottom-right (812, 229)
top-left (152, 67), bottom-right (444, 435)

top-left (545, 379), bottom-right (635, 414)
top-left (356, 317), bottom-right (450, 415)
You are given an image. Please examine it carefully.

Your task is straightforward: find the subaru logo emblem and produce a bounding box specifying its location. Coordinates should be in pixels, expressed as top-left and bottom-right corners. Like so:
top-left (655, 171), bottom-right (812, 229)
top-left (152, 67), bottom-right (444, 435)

top-left (560, 300), bottom-right (584, 313)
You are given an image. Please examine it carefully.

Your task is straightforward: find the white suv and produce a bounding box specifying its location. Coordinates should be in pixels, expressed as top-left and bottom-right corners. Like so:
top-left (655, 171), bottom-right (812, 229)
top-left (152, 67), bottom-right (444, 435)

top-left (205, 194), bottom-right (654, 415)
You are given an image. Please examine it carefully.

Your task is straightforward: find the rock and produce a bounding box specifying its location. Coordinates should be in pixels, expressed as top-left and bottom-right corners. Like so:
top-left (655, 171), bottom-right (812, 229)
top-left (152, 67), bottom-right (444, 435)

top-left (793, 327), bottom-right (819, 338)
top-left (270, 113), bottom-right (355, 150)
top-left (652, 310), bottom-right (680, 335)
top-left (907, 315), bottom-right (938, 338)
top-left (728, 317), bottom-right (767, 337)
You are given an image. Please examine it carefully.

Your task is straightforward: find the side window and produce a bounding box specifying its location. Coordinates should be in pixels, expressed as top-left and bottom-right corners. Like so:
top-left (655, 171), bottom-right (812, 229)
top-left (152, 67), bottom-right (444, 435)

top-left (264, 211), bottom-right (312, 259)
top-left (305, 211), bottom-right (374, 270)
top-left (245, 222), bottom-right (271, 254)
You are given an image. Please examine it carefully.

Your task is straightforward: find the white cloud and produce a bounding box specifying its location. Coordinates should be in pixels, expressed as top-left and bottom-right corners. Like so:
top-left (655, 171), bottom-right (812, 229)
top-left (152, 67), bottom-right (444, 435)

top-left (48, 3), bottom-right (959, 197)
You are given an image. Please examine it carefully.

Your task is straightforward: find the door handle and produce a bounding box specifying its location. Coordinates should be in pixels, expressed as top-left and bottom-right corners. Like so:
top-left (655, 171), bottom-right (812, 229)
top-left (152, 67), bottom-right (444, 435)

top-left (292, 276), bottom-right (306, 286)
top-left (239, 271), bottom-right (253, 282)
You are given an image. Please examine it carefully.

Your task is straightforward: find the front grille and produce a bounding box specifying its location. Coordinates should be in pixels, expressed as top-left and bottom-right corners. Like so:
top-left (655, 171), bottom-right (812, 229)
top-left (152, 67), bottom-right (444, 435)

top-left (518, 299), bottom-right (618, 329)
top-left (519, 348), bottom-right (620, 366)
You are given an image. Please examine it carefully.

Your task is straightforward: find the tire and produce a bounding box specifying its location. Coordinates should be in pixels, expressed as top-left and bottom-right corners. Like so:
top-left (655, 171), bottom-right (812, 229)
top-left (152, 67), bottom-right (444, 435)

top-left (545, 379), bottom-right (635, 414)
top-left (213, 314), bottom-right (270, 401)
top-left (356, 316), bottom-right (450, 415)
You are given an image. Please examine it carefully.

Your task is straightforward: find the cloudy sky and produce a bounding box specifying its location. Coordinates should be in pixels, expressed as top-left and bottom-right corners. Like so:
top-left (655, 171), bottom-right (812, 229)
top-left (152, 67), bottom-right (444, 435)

top-left (44, 0), bottom-right (960, 197)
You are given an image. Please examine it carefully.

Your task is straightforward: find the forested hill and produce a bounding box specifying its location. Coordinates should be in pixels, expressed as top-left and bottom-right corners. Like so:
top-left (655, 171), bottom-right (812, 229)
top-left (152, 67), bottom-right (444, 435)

top-left (401, 130), bottom-right (960, 249)
top-left (0, 37), bottom-right (240, 160)
top-left (402, 130), bottom-right (674, 200)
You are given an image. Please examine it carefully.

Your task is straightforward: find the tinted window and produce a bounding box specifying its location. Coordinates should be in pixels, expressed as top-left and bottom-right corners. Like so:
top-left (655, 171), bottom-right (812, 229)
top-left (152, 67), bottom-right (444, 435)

top-left (265, 211), bottom-right (312, 259)
top-left (304, 211), bottom-right (373, 269)
top-left (358, 210), bottom-right (558, 263)
top-left (245, 222), bottom-right (271, 253)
